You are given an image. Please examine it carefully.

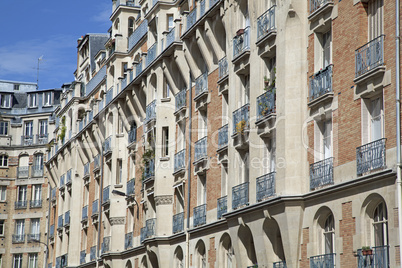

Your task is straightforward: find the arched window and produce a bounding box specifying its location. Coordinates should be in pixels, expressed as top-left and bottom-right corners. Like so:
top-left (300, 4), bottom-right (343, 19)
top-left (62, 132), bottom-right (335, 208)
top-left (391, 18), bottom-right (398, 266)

top-left (373, 202), bottom-right (387, 247)
top-left (128, 18), bottom-right (134, 36)
top-left (323, 214), bottom-right (335, 254)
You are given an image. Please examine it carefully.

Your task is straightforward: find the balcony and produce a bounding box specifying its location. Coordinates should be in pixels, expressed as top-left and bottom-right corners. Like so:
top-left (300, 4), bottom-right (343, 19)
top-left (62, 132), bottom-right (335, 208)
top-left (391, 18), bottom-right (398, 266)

top-left (217, 196), bottom-right (227, 219)
top-left (175, 89), bottom-right (187, 113)
top-left (273, 261), bottom-right (287, 268)
top-left (84, 162), bottom-right (90, 178)
top-left (12, 234), bottom-right (25, 243)
top-left (140, 227), bottom-right (146, 243)
top-left (165, 27), bottom-right (176, 49)
top-left (143, 159), bottom-right (155, 182)
top-left (128, 19), bottom-right (148, 52)
top-left (310, 157), bottom-right (334, 190)
top-left (51, 188), bottom-right (57, 202)
top-left (57, 215), bottom-right (63, 230)
top-left (103, 136), bottom-right (112, 155)
top-left (186, 7), bottom-right (197, 31)
top-left (308, 65), bottom-right (333, 107)
top-left (355, 35), bottom-right (385, 81)
top-left (194, 72), bottom-right (208, 100)
top-left (64, 210), bottom-right (70, 227)
top-left (92, 199), bottom-right (99, 217)
top-left (174, 150), bottom-right (186, 174)
top-left (173, 212), bottom-right (184, 234)
top-left (146, 42), bottom-right (158, 67)
top-left (86, 65), bottom-right (106, 96)
top-left (135, 62), bottom-right (143, 77)
top-left (36, 134), bottom-right (48, 144)
top-left (60, 174), bottom-right (65, 190)
top-left (126, 179), bottom-right (135, 196)
top-left (80, 250), bottom-right (86, 265)
top-left (145, 218), bottom-right (156, 238)
top-left (232, 182), bottom-right (249, 210)
top-left (17, 166), bottom-right (29, 179)
top-left (30, 200), bottom-right (42, 208)
top-left (256, 89), bottom-right (276, 123)
top-left (27, 233), bottom-right (40, 242)
top-left (101, 236), bottom-right (111, 254)
top-left (145, 100), bottom-right (156, 124)
top-left (310, 253), bottom-right (335, 268)
top-left (193, 204), bottom-right (206, 227)
top-left (233, 104), bottom-right (250, 136)
top-left (31, 166), bottom-right (44, 178)
top-left (357, 246), bottom-right (388, 268)
top-left (125, 232), bottom-right (133, 250)
top-left (309, 0), bottom-right (334, 21)
top-left (102, 186), bottom-right (110, 205)
top-left (218, 124), bottom-right (229, 151)
top-left (15, 200), bottom-right (27, 209)
top-left (79, 120), bottom-right (84, 132)
top-left (128, 127), bottom-right (137, 144)
top-left (90, 246), bottom-right (96, 261)
top-left (49, 225), bottom-right (55, 239)
top-left (218, 56), bottom-right (228, 81)
top-left (257, 5), bottom-right (276, 42)
top-left (94, 154), bottom-right (100, 171)
top-left (106, 87), bottom-right (113, 105)
top-left (194, 137), bottom-right (207, 163)
top-left (256, 171), bottom-right (275, 202)
top-left (356, 138), bottom-right (386, 176)
top-left (21, 135), bottom-right (34, 146)
top-left (233, 26), bottom-right (250, 60)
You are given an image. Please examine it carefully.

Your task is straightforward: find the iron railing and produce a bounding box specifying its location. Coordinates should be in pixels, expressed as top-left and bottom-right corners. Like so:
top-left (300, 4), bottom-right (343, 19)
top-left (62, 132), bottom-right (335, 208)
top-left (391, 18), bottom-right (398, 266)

top-left (186, 7), bottom-right (197, 31)
top-left (310, 0), bottom-right (333, 14)
top-left (165, 27), bottom-right (176, 48)
top-left (121, 76), bottom-right (127, 91)
top-left (80, 250), bottom-right (86, 264)
top-left (21, 135), bottom-right (34, 146)
top-left (145, 100), bottom-right (156, 123)
top-left (175, 89), bottom-right (187, 111)
top-left (140, 227), bottom-right (147, 243)
top-left (310, 253), bottom-right (335, 268)
top-left (144, 159), bottom-right (155, 180)
top-left (200, 0), bottom-right (206, 16)
top-left (31, 165), bottom-right (44, 177)
top-left (256, 90), bottom-right (276, 121)
top-left (125, 232), bottom-right (133, 250)
top-left (102, 236), bottom-right (111, 254)
top-left (195, 72), bottom-right (208, 97)
top-left (217, 196), bottom-right (227, 219)
top-left (128, 127), bottom-right (137, 143)
top-left (128, 20), bottom-right (148, 51)
top-left (12, 234), bottom-right (25, 243)
top-left (355, 35), bottom-right (384, 78)
top-left (106, 87), bottom-right (113, 105)
top-left (64, 211), bottom-right (70, 226)
top-left (193, 204), bottom-right (206, 227)
top-left (309, 65), bottom-right (333, 102)
top-left (210, 0), bottom-right (220, 7)
top-left (146, 42), bottom-right (158, 67)
top-left (257, 5), bottom-right (276, 41)
top-left (103, 136), bottom-right (112, 154)
top-left (356, 138), bottom-right (386, 176)
top-left (84, 162), bottom-right (90, 177)
top-left (36, 134), bottom-right (48, 144)
top-left (57, 215), bottom-right (63, 229)
top-left (256, 172), bottom-right (276, 202)
top-left (357, 246), bottom-right (389, 268)
top-left (310, 157), bottom-right (334, 190)
top-left (30, 200), bottom-right (42, 208)
top-left (232, 182), bottom-right (249, 210)
top-left (66, 169), bottom-right (72, 185)
top-left (102, 186), bottom-right (110, 204)
top-left (233, 103), bottom-right (250, 135)
top-left (135, 61), bottom-right (143, 76)
top-left (218, 124), bottom-right (229, 149)
top-left (195, 137), bottom-right (207, 162)
top-left (92, 199), bottom-right (99, 216)
top-left (82, 206), bottom-right (88, 221)
top-left (173, 212), bottom-right (184, 233)
top-left (27, 233), bottom-right (40, 242)
top-left (127, 179), bottom-right (135, 196)
top-left (15, 200), bottom-right (27, 209)
top-left (273, 261), bottom-right (287, 268)
top-left (218, 56), bottom-right (228, 79)
top-left (17, 166), bottom-right (29, 179)
top-left (90, 246), bottom-right (96, 261)
top-left (174, 150), bottom-right (186, 173)
top-left (233, 26), bottom-right (250, 59)
top-left (146, 218), bottom-right (156, 237)
top-left (86, 65), bottom-right (106, 95)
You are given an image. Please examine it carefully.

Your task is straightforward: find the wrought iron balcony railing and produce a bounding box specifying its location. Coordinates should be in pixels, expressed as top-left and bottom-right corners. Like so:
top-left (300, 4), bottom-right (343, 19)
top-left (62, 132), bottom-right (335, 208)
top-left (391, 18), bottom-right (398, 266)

top-left (310, 157), bottom-right (334, 190)
top-left (146, 42), bottom-right (158, 67)
top-left (218, 56), bottom-right (228, 79)
top-left (128, 127), bottom-right (137, 143)
top-left (309, 65), bottom-right (333, 102)
top-left (310, 253), bottom-right (335, 268)
top-left (173, 212), bottom-right (184, 234)
top-left (92, 199), bottom-right (99, 216)
top-left (232, 182), bottom-right (249, 210)
top-left (31, 165), bottom-right (44, 178)
top-left (102, 186), bottom-right (110, 204)
top-left (233, 26), bottom-right (250, 59)
top-left (273, 261), bottom-right (287, 268)
top-left (17, 166), bottom-right (29, 179)
top-left (257, 5), bottom-right (276, 41)
top-left (30, 200), bottom-right (42, 208)
top-left (36, 134), bottom-right (48, 144)
top-left (103, 136), bottom-right (112, 154)
top-left (200, 0), bottom-right (206, 16)
top-left (127, 179), bottom-right (135, 196)
top-left (174, 150), bottom-right (186, 173)
top-left (144, 158), bottom-right (155, 180)
top-left (356, 138), bottom-right (386, 176)
top-left (146, 218), bottom-right (156, 238)
top-left (15, 200), bottom-right (27, 209)
top-left (82, 206), bottom-right (88, 222)
top-left (27, 233), bottom-right (40, 242)
top-left (102, 236), bottom-right (111, 254)
top-left (355, 35), bottom-right (384, 78)
top-left (21, 135), bottom-right (34, 146)
top-left (233, 103), bottom-right (250, 135)
top-left (195, 72), bottom-right (208, 98)
top-left (125, 232), bottom-right (133, 250)
top-left (195, 137), bottom-right (207, 162)
top-left (357, 246), bottom-right (389, 268)
top-left (165, 27), bottom-right (176, 48)
top-left (57, 215), bottom-right (63, 229)
top-left (12, 234), bottom-right (25, 243)
top-left (217, 195), bottom-right (227, 219)
top-left (175, 89), bottom-right (187, 111)
top-left (145, 100), bottom-right (156, 123)
top-left (64, 211), bottom-right (70, 226)
top-left (140, 227), bottom-right (147, 243)
top-left (256, 90), bottom-right (276, 121)
top-left (193, 204), bottom-right (206, 227)
top-left (135, 61), bottom-right (143, 76)
top-left (106, 87), bottom-right (113, 105)
top-left (128, 19), bottom-right (148, 51)
top-left (90, 246), bottom-right (96, 261)
top-left (186, 7), bottom-right (197, 31)
top-left (86, 65), bottom-right (106, 96)
top-left (218, 124), bottom-right (229, 149)
top-left (256, 171), bottom-right (275, 202)
top-left (309, 0), bottom-right (333, 14)
top-left (80, 250), bottom-right (86, 264)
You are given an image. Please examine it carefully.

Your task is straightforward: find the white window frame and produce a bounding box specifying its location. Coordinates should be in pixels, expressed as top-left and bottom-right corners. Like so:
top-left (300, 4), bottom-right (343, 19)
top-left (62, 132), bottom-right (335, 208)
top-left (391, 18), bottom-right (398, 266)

top-left (30, 219), bottom-right (40, 235)
top-left (0, 94), bottom-right (11, 108)
top-left (368, 0), bottom-right (384, 40)
top-left (0, 155), bottom-right (8, 167)
top-left (32, 185), bottom-right (42, 201)
top-left (39, 120), bottom-right (48, 135)
top-left (28, 93), bottom-right (37, 108)
top-left (28, 253), bottom-right (38, 268)
top-left (0, 121), bottom-right (8, 136)
top-left (15, 220), bottom-right (25, 236)
top-left (0, 186), bottom-right (6, 201)
top-left (13, 254), bottom-right (23, 268)
top-left (373, 202), bottom-right (388, 247)
top-left (24, 121), bottom-right (33, 136)
top-left (314, 118), bottom-right (332, 162)
top-left (43, 92), bottom-right (53, 106)
top-left (362, 96), bottom-right (384, 144)
top-left (0, 220), bottom-right (4, 236)
top-left (323, 214), bottom-right (335, 254)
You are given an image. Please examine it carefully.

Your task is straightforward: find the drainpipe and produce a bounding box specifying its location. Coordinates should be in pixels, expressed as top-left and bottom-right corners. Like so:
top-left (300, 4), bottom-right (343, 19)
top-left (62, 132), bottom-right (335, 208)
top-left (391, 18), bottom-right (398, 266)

top-left (97, 133), bottom-right (104, 267)
top-left (395, 0), bottom-right (402, 264)
top-left (46, 185), bottom-right (51, 268)
top-left (186, 72), bottom-right (193, 268)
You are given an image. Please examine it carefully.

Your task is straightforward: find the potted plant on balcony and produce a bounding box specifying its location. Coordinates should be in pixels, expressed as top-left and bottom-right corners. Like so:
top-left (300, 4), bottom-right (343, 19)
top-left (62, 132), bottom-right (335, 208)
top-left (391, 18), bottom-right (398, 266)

top-left (362, 246), bottom-right (373, 255)
top-left (236, 28), bottom-right (245, 36)
top-left (58, 116), bottom-right (66, 143)
top-left (236, 120), bottom-right (247, 135)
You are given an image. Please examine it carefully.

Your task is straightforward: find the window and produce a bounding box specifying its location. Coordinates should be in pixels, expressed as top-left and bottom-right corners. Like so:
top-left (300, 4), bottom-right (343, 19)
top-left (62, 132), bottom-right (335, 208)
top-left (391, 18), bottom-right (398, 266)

top-left (32, 185), bottom-right (42, 201)
top-left (242, 74), bottom-right (250, 105)
top-left (0, 186), bottom-right (6, 201)
top-left (0, 155), bottom-right (8, 167)
top-left (323, 214), bottom-right (334, 254)
top-left (373, 202), bottom-right (387, 246)
top-left (34, 154), bottom-right (43, 170)
top-left (221, 163), bottom-right (228, 196)
top-left (28, 253), bottom-right (38, 268)
top-left (15, 220), bottom-right (25, 236)
top-left (13, 254), bottom-right (23, 268)
top-left (315, 119), bottom-right (332, 161)
top-left (162, 127), bottom-right (169, 157)
top-left (368, 0), bottom-right (383, 40)
top-left (43, 92), bottom-right (52, 106)
top-left (13, 84), bottom-right (20, 90)
top-left (163, 79), bottom-right (170, 98)
top-left (362, 96), bottom-right (383, 144)
top-left (0, 94), bottom-right (11, 108)
top-left (116, 159), bottom-right (122, 184)
top-left (17, 186), bottom-right (27, 202)
top-left (28, 94), bottom-right (37, 108)
top-left (0, 220), bottom-right (4, 236)
top-left (24, 121), bottom-right (33, 136)
top-left (128, 18), bottom-right (134, 36)
top-left (30, 219), bottom-right (40, 237)
top-left (198, 111), bottom-right (208, 139)
top-left (0, 121), bottom-right (8, 136)
top-left (39, 120), bottom-right (48, 135)
top-left (197, 175), bottom-right (206, 205)
top-left (263, 136), bottom-right (276, 173)
top-left (322, 30), bottom-right (331, 68)
top-left (167, 14), bottom-right (174, 30)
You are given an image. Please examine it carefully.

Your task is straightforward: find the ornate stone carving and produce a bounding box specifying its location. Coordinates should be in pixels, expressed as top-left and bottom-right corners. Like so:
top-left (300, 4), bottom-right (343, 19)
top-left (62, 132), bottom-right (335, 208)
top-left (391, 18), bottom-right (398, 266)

top-left (110, 217), bottom-right (125, 225)
top-left (155, 195), bottom-right (173, 206)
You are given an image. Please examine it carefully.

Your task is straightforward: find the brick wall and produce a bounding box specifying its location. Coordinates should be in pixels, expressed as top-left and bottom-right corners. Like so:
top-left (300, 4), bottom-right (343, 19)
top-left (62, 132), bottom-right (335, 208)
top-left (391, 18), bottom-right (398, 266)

top-left (340, 201), bottom-right (356, 267)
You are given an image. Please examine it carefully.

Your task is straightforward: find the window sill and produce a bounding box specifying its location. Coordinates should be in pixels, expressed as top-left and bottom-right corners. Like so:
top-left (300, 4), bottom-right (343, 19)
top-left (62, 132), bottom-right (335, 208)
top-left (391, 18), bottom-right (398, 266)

top-left (161, 97), bottom-right (171, 103)
top-left (114, 184), bottom-right (123, 189)
top-left (160, 157), bottom-right (170, 161)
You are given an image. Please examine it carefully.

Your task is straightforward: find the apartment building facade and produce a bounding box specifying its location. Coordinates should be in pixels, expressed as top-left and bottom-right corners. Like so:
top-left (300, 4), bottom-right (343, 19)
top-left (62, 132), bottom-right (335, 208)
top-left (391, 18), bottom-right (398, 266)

top-left (45, 0), bottom-right (401, 268)
top-left (0, 80), bottom-right (61, 268)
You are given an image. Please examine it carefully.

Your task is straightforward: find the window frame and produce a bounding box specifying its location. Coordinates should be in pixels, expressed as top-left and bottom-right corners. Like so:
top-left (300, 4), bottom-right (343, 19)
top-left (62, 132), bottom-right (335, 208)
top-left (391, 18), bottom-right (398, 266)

top-left (0, 121), bottom-right (9, 136)
top-left (13, 254), bottom-right (23, 268)
top-left (0, 94), bottom-right (11, 108)
top-left (0, 220), bottom-right (4, 236)
top-left (0, 155), bottom-right (8, 168)
top-left (0, 186), bottom-right (6, 201)
top-left (27, 93), bottom-right (37, 108)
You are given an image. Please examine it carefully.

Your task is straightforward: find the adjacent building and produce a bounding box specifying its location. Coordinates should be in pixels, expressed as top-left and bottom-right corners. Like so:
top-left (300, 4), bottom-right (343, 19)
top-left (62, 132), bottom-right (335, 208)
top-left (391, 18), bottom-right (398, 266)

top-left (45, 0), bottom-right (401, 268)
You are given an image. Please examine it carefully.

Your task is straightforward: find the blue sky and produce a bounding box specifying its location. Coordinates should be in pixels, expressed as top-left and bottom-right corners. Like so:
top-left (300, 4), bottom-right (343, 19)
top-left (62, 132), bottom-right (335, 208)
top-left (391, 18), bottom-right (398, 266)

top-left (0, 0), bottom-right (111, 89)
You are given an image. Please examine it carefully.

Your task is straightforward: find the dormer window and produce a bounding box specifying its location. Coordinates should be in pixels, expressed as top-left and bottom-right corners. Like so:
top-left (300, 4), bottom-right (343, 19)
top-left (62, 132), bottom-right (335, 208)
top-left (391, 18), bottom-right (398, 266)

top-left (0, 94), bottom-right (11, 108)
top-left (28, 93), bottom-right (37, 108)
top-left (13, 84), bottom-right (20, 91)
top-left (43, 92), bottom-right (53, 106)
